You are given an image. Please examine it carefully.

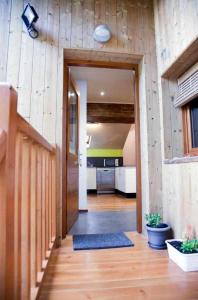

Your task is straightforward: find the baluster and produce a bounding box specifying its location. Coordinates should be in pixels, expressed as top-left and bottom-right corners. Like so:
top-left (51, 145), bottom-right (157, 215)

top-left (51, 154), bottom-right (56, 241)
top-left (14, 133), bottom-right (22, 300)
top-left (45, 152), bottom-right (49, 253)
top-left (21, 138), bottom-right (31, 299)
top-left (36, 147), bottom-right (42, 280)
top-left (41, 150), bottom-right (46, 263)
top-left (30, 142), bottom-right (37, 297)
top-left (48, 156), bottom-right (52, 246)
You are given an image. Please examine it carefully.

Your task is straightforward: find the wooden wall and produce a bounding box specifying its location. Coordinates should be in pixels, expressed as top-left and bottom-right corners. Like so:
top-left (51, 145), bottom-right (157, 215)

top-left (154, 0), bottom-right (198, 237)
top-left (0, 0), bottom-right (162, 232)
top-left (154, 0), bottom-right (198, 75)
top-left (163, 162), bottom-right (198, 238)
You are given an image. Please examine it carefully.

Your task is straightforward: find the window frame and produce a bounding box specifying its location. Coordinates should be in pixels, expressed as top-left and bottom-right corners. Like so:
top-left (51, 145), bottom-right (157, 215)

top-left (182, 102), bottom-right (198, 156)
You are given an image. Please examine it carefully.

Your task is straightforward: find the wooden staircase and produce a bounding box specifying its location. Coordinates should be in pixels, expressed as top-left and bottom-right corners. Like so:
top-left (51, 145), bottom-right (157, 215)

top-left (0, 84), bottom-right (57, 300)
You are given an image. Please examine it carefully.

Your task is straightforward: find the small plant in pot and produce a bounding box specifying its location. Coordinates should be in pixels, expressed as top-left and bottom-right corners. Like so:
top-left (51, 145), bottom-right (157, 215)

top-left (145, 213), bottom-right (171, 249)
top-left (166, 225), bottom-right (198, 272)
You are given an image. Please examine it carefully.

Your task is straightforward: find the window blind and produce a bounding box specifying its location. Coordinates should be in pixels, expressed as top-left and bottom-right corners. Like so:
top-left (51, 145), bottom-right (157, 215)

top-left (175, 62), bottom-right (198, 107)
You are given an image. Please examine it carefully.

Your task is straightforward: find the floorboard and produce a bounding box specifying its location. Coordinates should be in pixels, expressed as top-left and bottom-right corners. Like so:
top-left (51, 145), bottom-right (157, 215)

top-left (39, 233), bottom-right (198, 300)
top-left (87, 194), bottom-right (136, 212)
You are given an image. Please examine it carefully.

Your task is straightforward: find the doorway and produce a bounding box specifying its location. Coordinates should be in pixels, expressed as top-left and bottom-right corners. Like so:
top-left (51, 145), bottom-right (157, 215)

top-left (62, 52), bottom-right (142, 238)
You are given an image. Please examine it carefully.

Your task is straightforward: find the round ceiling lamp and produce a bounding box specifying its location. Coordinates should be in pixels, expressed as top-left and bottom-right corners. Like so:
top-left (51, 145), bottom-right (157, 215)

top-left (93, 25), bottom-right (112, 43)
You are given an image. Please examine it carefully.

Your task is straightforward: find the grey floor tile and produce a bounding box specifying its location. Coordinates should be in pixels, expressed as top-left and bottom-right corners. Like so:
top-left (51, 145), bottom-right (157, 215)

top-left (69, 210), bottom-right (137, 235)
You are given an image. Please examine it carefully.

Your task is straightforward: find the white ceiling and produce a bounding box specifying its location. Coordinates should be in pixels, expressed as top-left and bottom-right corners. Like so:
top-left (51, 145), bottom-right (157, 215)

top-left (70, 66), bottom-right (134, 149)
top-left (70, 66), bottom-right (134, 104)
top-left (87, 123), bottom-right (131, 149)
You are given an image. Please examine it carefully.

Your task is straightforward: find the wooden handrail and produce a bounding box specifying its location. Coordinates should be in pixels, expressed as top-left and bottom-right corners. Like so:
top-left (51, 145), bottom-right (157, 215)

top-left (0, 84), bottom-right (57, 300)
top-left (17, 115), bottom-right (55, 153)
top-left (0, 129), bottom-right (6, 163)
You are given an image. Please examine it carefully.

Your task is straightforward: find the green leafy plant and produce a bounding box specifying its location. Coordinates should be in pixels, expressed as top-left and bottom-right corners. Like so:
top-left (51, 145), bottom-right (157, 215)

top-left (181, 239), bottom-right (198, 253)
top-left (145, 213), bottom-right (162, 228)
top-left (181, 224), bottom-right (198, 253)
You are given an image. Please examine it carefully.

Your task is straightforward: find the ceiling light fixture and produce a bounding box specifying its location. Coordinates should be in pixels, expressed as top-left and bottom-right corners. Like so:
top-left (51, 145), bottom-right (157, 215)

top-left (87, 123), bottom-right (101, 129)
top-left (93, 24), bottom-right (112, 43)
top-left (21, 4), bottom-right (39, 39)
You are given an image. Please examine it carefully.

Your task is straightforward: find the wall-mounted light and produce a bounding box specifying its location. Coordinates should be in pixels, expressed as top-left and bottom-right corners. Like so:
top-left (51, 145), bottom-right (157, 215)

top-left (100, 91), bottom-right (105, 96)
top-left (21, 4), bottom-right (39, 39)
top-left (93, 25), bottom-right (111, 43)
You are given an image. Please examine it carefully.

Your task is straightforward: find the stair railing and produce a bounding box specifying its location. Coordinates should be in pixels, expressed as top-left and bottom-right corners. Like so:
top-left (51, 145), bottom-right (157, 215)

top-left (0, 83), bottom-right (57, 300)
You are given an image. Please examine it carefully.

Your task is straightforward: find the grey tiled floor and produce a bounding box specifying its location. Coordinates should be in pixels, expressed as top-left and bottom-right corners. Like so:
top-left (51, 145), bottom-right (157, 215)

top-left (68, 210), bottom-right (137, 235)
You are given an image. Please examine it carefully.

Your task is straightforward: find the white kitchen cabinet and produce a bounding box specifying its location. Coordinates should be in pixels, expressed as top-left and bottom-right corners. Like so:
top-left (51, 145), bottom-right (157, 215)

top-left (87, 168), bottom-right (96, 190)
top-left (115, 167), bottom-right (136, 193)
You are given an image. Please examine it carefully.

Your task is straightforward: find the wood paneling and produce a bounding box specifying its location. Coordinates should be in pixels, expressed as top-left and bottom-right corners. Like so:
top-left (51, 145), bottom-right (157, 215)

top-left (154, 0), bottom-right (198, 236)
top-left (160, 78), bottom-right (184, 159)
top-left (1, 0), bottom-right (162, 232)
top-left (162, 37), bottom-right (198, 80)
top-left (39, 232), bottom-right (198, 300)
top-left (154, 0), bottom-right (198, 76)
top-left (64, 50), bottom-right (141, 66)
top-left (163, 162), bottom-right (198, 238)
top-left (87, 103), bottom-right (134, 124)
top-left (0, 0), bottom-right (11, 81)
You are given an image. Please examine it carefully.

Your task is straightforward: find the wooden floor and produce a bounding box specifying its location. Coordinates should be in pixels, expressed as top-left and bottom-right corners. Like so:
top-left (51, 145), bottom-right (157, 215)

top-left (39, 232), bottom-right (198, 300)
top-left (87, 193), bottom-right (136, 212)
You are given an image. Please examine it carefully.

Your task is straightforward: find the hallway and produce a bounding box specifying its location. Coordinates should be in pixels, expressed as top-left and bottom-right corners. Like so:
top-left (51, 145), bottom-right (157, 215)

top-left (39, 232), bottom-right (198, 300)
top-left (1, 1), bottom-right (198, 299)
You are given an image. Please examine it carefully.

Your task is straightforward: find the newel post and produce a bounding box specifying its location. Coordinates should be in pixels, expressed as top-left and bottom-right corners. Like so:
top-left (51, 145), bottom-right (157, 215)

top-left (0, 84), bottom-right (18, 299)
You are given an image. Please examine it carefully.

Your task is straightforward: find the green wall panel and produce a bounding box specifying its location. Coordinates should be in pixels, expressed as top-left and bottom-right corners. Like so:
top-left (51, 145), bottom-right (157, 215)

top-left (87, 149), bottom-right (123, 157)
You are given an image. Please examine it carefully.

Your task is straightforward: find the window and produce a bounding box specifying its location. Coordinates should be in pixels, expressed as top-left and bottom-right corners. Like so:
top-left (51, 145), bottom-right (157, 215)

top-left (183, 97), bottom-right (198, 156)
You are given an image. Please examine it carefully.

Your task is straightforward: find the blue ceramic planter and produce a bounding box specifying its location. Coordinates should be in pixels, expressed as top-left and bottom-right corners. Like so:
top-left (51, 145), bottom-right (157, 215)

top-left (146, 223), bottom-right (171, 249)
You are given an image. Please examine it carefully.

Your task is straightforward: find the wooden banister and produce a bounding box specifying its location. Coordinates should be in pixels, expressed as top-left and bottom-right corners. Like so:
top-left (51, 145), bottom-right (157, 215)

top-left (0, 129), bottom-right (6, 163)
top-left (0, 84), bottom-right (17, 300)
top-left (0, 84), bottom-right (57, 300)
top-left (17, 115), bottom-right (55, 153)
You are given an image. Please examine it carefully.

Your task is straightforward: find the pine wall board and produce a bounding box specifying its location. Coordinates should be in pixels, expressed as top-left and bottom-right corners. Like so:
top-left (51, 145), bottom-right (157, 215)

top-left (154, 0), bottom-right (198, 236)
top-left (0, 0), bottom-right (163, 233)
top-left (0, 0), bottom-right (11, 82)
top-left (154, 0), bottom-right (198, 75)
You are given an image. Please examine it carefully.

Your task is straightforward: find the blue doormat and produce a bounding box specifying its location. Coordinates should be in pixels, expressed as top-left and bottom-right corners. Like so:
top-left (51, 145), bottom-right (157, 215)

top-left (73, 233), bottom-right (134, 250)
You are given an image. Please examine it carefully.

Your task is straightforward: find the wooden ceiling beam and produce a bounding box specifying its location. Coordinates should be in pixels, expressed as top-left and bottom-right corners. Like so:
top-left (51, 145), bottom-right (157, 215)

top-left (87, 103), bottom-right (134, 124)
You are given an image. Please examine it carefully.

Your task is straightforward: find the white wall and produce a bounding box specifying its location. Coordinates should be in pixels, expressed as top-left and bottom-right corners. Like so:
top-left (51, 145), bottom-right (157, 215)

top-left (76, 80), bottom-right (88, 210)
top-left (123, 125), bottom-right (136, 166)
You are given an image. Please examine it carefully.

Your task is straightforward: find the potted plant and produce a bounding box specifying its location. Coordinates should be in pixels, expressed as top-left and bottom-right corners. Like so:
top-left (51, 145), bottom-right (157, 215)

top-left (145, 213), bottom-right (171, 249)
top-left (166, 225), bottom-right (198, 272)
